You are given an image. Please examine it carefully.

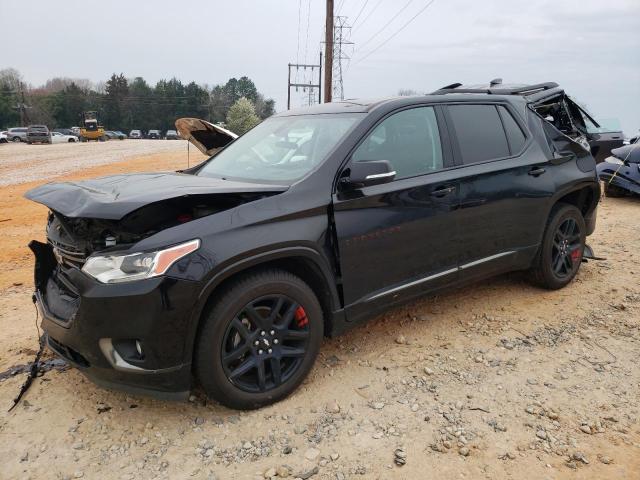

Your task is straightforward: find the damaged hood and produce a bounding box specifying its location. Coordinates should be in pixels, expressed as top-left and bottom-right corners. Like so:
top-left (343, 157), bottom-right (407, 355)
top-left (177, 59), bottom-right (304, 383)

top-left (175, 118), bottom-right (238, 155)
top-left (24, 172), bottom-right (287, 220)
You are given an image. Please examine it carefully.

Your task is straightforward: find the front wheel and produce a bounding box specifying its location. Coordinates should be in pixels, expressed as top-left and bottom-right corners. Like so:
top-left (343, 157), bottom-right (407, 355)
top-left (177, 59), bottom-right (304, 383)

top-left (529, 203), bottom-right (586, 289)
top-left (195, 269), bottom-right (323, 409)
top-left (12, 137), bottom-right (21, 142)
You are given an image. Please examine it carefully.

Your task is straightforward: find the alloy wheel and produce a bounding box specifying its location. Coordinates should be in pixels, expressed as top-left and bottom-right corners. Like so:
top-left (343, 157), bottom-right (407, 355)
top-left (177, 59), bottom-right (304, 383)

top-left (551, 218), bottom-right (582, 278)
top-left (221, 295), bottom-right (310, 393)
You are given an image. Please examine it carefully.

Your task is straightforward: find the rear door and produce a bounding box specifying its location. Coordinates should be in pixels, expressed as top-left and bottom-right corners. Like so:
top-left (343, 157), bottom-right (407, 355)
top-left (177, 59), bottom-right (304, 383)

top-left (444, 102), bottom-right (554, 279)
top-left (332, 105), bottom-right (460, 322)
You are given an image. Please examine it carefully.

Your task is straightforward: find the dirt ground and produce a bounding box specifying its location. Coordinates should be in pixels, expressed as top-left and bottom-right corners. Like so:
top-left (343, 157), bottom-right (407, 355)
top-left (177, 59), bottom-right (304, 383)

top-left (0, 142), bottom-right (638, 480)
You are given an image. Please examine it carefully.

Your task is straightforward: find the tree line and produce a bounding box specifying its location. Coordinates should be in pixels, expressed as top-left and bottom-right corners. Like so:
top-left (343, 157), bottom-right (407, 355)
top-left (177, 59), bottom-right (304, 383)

top-left (0, 68), bottom-right (275, 134)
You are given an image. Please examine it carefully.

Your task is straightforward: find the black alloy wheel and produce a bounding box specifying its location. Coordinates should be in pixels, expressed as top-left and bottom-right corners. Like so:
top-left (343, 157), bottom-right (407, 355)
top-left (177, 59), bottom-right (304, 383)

top-left (221, 295), bottom-right (311, 393)
top-left (195, 269), bottom-right (322, 409)
top-left (530, 203), bottom-right (586, 289)
top-left (551, 217), bottom-right (582, 279)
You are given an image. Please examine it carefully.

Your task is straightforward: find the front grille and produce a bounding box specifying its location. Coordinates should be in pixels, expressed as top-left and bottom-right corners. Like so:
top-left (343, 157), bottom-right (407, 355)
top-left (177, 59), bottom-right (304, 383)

top-left (48, 336), bottom-right (89, 367)
top-left (48, 238), bottom-right (87, 269)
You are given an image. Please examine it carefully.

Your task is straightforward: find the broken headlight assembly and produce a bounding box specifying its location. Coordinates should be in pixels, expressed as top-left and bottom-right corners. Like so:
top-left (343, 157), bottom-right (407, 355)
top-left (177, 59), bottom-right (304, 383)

top-left (82, 239), bottom-right (200, 283)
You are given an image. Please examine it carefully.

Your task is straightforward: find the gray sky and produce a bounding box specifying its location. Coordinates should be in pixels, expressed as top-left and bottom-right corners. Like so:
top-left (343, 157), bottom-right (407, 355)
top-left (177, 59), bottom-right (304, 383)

top-left (1, 0), bottom-right (638, 134)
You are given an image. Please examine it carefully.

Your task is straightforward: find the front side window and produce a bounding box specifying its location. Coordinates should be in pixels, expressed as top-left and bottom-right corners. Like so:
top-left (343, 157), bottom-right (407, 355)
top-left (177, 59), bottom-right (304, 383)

top-left (352, 106), bottom-right (443, 179)
top-left (448, 104), bottom-right (510, 164)
top-left (197, 113), bottom-right (363, 183)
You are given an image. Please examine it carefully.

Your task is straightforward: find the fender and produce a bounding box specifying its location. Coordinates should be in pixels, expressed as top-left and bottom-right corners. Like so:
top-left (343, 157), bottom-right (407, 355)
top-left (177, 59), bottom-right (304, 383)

top-left (183, 246), bottom-right (342, 358)
top-left (542, 180), bottom-right (600, 238)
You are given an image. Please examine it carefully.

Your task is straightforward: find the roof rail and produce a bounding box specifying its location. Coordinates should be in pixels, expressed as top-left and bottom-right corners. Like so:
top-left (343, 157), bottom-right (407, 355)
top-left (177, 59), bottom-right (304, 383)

top-left (431, 81), bottom-right (559, 96)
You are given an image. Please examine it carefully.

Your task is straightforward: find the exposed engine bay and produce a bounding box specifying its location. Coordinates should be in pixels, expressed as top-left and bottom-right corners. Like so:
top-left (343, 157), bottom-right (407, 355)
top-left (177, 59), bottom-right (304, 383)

top-left (46, 192), bottom-right (275, 261)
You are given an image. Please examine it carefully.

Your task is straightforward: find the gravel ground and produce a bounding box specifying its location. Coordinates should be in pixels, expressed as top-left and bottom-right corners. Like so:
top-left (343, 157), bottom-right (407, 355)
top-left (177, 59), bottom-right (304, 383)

top-left (0, 140), bottom-right (191, 186)
top-left (0, 147), bottom-right (638, 479)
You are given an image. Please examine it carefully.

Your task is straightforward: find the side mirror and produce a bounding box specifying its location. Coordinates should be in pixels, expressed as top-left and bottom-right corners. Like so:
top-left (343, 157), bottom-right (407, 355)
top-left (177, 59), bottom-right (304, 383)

top-left (342, 160), bottom-right (396, 189)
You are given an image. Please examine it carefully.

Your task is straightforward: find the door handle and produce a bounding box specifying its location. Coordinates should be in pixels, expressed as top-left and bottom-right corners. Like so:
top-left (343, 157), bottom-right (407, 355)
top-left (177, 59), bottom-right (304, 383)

top-left (430, 185), bottom-right (456, 197)
top-left (528, 167), bottom-right (546, 177)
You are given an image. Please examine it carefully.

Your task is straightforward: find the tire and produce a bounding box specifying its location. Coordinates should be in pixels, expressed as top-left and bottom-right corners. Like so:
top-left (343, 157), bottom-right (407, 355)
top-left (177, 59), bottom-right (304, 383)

top-left (27, 141), bottom-right (32, 145)
top-left (195, 269), bottom-right (323, 409)
top-left (68, 138), bottom-right (75, 143)
top-left (12, 136), bottom-right (21, 142)
top-left (529, 203), bottom-right (586, 289)
top-left (604, 183), bottom-right (626, 198)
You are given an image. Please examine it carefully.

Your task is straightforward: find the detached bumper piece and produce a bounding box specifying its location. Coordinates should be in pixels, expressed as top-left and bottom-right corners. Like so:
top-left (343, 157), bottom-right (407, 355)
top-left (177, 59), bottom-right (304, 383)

top-left (29, 240), bottom-right (197, 400)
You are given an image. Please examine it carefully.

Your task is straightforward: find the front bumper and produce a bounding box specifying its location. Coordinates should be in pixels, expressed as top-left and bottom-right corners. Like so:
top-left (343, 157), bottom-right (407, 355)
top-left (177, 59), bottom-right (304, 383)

top-left (30, 240), bottom-right (200, 399)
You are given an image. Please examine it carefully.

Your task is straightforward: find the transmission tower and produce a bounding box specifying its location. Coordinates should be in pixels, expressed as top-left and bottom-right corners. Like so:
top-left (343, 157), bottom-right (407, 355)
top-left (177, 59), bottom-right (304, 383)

top-left (332, 16), bottom-right (353, 100)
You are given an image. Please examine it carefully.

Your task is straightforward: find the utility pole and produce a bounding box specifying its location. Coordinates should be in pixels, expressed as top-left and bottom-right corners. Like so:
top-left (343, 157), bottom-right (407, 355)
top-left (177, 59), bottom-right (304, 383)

top-left (286, 52), bottom-right (323, 110)
top-left (15, 82), bottom-right (30, 126)
top-left (323, 0), bottom-right (334, 103)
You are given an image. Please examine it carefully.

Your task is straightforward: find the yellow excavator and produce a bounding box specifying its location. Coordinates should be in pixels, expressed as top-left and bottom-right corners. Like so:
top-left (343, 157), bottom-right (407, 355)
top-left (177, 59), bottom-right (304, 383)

top-left (79, 111), bottom-right (106, 142)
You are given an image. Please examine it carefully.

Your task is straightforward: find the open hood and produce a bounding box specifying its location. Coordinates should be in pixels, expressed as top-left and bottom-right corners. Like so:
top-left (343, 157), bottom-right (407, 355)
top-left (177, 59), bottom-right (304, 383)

top-left (24, 172), bottom-right (287, 220)
top-left (175, 118), bottom-right (238, 155)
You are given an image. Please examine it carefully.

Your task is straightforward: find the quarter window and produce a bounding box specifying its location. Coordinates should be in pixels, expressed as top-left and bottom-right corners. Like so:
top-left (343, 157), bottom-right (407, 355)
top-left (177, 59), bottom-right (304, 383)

top-left (498, 106), bottom-right (526, 154)
top-left (352, 106), bottom-right (443, 179)
top-left (448, 104), bottom-right (509, 164)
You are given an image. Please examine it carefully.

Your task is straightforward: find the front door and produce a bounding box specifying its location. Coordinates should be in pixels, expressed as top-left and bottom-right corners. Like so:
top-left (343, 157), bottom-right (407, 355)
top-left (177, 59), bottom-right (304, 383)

top-left (332, 105), bottom-right (460, 322)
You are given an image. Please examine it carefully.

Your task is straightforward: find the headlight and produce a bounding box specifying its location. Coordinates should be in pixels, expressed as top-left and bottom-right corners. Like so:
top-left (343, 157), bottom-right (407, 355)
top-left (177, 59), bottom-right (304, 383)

top-left (82, 239), bottom-right (200, 283)
top-left (603, 156), bottom-right (624, 165)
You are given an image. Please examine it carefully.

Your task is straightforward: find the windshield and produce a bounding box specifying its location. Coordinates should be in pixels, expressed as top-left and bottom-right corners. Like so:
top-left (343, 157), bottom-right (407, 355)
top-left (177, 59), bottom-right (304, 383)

top-left (197, 113), bottom-right (363, 183)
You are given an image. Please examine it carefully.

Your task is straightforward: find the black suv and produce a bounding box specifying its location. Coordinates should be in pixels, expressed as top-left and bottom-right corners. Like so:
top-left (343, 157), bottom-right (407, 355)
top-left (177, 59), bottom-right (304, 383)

top-left (26, 82), bottom-right (600, 409)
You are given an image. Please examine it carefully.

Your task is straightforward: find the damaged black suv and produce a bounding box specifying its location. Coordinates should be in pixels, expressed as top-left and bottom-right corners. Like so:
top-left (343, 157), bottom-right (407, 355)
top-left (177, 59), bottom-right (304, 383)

top-left (26, 82), bottom-right (600, 409)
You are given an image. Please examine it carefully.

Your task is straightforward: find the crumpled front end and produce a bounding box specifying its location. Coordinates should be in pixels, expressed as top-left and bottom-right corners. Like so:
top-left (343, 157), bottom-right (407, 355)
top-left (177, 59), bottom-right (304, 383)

top-left (29, 236), bottom-right (200, 399)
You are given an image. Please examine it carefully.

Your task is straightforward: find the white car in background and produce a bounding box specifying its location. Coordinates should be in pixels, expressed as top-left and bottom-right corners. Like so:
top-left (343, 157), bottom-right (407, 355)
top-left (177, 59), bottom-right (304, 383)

top-left (0, 131), bottom-right (8, 143)
top-left (51, 131), bottom-right (78, 143)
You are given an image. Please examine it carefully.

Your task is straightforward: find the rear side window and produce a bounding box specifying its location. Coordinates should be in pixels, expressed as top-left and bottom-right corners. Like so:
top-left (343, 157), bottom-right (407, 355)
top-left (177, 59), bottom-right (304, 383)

top-left (448, 104), bottom-right (509, 164)
top-left (352, 106), bottom-right (443, 179)
top-left (498, 106), bottom-right (526, 153)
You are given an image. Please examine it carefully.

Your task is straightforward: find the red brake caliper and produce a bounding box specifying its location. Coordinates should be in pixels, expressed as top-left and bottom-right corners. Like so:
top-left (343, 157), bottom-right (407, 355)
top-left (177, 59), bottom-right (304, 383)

top-left (570, 248), bottom-right (582, 262)
top-left (294, 306), bottom-right (308, 327)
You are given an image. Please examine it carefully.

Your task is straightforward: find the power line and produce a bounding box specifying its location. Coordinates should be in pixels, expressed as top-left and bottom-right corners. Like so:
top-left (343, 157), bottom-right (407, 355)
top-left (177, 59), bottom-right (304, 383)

top-left (295, 0), bottom-right (302, 80)
top-left (303, 0), bottom-right (312, 64)
top-left (354, 0), bottom-right (437, 65)
top-left (336, 0), bottom-right (346, 15)
top-left (353, 0), bottom-right (383, 31)
top-left (355, 0), bottom-right (414, 53)
top-left (351, 0), bottom-right (369, 27)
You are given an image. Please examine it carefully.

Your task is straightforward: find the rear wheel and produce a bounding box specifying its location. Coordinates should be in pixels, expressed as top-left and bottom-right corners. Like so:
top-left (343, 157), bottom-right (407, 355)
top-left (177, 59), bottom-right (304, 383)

top-left (529, 203), bottom-right (586, 289)
top-left (195, 269), bottom-right (323, 409)
top-left (12, 136), bottom-right (21, 142)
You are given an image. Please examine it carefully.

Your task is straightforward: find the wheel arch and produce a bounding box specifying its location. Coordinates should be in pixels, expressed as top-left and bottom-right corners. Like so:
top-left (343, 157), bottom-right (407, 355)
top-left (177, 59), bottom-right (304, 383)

top-left (553, 184), bottom-right (598, 217)
top-left (187, 247), bottom-right (341, 366)
top-left (550, 182), bottom-right (600, 236)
